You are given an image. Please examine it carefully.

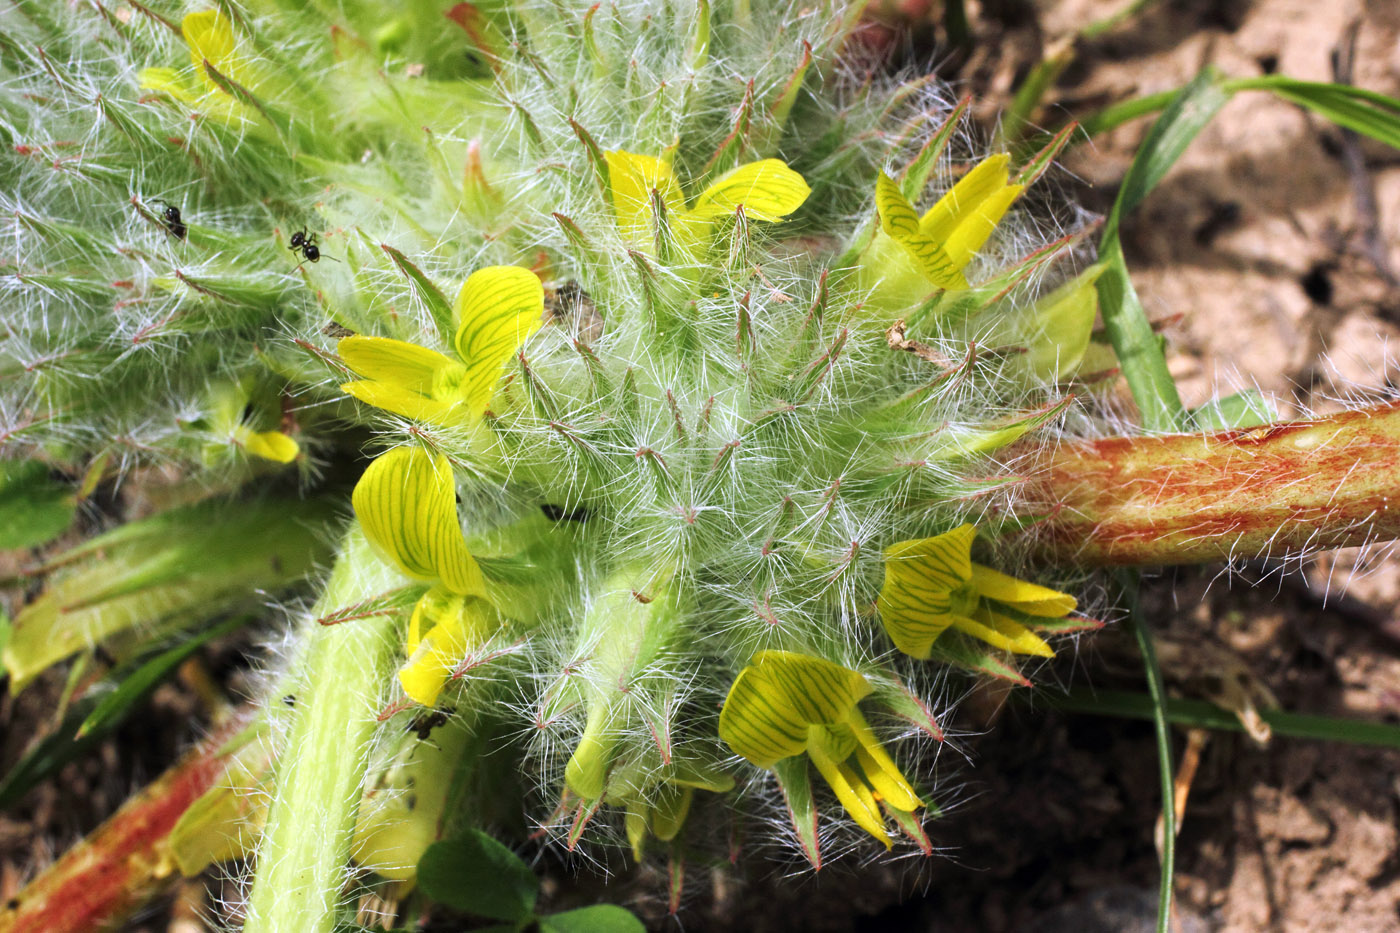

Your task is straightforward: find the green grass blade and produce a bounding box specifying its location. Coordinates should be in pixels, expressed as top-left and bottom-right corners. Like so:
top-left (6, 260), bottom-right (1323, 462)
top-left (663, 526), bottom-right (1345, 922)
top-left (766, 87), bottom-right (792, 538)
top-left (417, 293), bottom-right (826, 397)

top-left (1098, 68), bottom-right (1227, 432)
top-left (1118, 573), bottom-right (1175, 933)
top-left (1048, 689), bottom-right (1400, 748)
top-left (1227, 76), bottom-right (1400, 150)
top-left (78, 614), bottom-right (249, 739)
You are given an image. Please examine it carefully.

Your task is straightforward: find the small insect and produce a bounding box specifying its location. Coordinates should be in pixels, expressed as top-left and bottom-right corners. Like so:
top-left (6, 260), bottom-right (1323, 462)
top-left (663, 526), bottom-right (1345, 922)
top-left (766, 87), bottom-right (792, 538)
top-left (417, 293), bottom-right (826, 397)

top-left (407, 707), bottom-right (453, 740)
top-left (287, 226), bottom-right (338, 266)
top-left (148, 199), bottom-right (187, 240)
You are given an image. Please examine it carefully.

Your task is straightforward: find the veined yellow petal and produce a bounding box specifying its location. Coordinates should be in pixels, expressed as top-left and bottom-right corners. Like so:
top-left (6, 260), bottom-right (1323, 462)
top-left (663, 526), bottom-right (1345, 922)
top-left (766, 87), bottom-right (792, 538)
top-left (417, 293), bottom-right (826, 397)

top-left (846, 710), bottom-right (920, 812)
top-left (952, 610), bottom-right (1054, 658)
top-left (879, 526), bottom-right (976, 657)
top-left (452, 266), bottom-right (545, 418)
top-left (690, 159), bottom-right (811, 222)
top-left (969, 563), bottom-right (1077, 617)
top-left (338, 335), bottom-right (455, 391)
top-left (239, 429), bottom-right (299, 464)
top-left (340, 379), bottom-right (455, 424)
top-left (919, 153), bottom-right (1012, 243)
top-left (874, 172), bottom-right (967, 289)
top-left (874, 171), bottom-right (922, 241)
top-left (351, 447), bottom-right (484, 595)
top-left (883, 525), bottom-right (975, 588)
top-left (718, 651), bottom-right (870, 769)
top-left (604, 149), bottom-right (685, 246)
top-left (807, 730), bottom-right (889, 847)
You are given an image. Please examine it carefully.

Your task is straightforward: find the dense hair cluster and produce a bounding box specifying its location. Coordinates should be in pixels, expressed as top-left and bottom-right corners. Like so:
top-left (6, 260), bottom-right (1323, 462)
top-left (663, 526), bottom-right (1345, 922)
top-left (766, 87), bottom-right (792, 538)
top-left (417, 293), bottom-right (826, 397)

top-left (2, 0), bottom-right (1107, 924)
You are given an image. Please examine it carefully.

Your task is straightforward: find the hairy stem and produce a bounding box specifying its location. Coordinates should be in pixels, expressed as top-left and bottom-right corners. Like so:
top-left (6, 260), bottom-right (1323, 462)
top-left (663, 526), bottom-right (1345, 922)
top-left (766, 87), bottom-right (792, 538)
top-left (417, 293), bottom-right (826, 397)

top-left (1030, 400), bottom-right (1400, 564)
top-left (243, 530), bottom-right (400, 933)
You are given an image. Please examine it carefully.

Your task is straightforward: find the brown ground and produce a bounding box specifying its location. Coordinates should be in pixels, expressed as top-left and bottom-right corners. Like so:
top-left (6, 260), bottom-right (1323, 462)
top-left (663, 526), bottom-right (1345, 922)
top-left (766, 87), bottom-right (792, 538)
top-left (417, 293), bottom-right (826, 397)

top-left (5, 1), bottom-right (1400, 931)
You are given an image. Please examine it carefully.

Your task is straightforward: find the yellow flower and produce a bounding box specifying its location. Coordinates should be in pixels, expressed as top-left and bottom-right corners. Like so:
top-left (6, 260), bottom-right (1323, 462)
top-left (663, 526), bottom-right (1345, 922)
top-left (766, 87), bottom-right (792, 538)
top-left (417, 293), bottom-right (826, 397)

top-left (139, 11), bottom-right (263, 120)
top-left (718, 651), bottom-right (920, 848)
top-left (604, 150), bottom-right (810, 252)
top-left (352, 446), bottom-right (491, 706)
top-left (204, 380), bottom-right (299, 464)
top-left (338, 265), bottom-right (544, 426)
top-left (879, 524), bottom-right (1076, 660)
top-left (234, 426), bottom-right (299, 463)
top-left (874, 154), bottom-right (1024, 291)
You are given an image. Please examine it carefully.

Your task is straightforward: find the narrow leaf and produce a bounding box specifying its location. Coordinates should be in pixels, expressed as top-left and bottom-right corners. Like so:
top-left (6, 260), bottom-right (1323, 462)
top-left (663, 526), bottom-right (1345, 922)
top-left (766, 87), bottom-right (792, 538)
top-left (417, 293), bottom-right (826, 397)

top-left (381, 244), bottom-right (455, 341)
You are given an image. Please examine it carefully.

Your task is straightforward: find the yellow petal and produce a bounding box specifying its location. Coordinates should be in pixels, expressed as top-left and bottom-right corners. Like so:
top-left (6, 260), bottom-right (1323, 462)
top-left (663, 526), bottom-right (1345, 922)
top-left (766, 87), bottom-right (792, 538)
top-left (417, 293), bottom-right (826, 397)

top-left (351, 447), bottom-right (484, 595)
top-left (940, 183), bottom-right (1022, 271)
top-left (338, 336), bottom-right (456, 391)
top-left (398, 592), bottom-right (494, 706)
top-left (718, 651), bottom-right (870, 769)
top-left (182, 10), bottom-right (238, 83)
top-left (969, 563), bottom-right (1077, 617)
top-left (690, 159), bottom-right (811, 222)
top-left (874, 172), bottom-right (967, 290)
top-left (604, 149), bottom-right (685, 246)
top-left (407, 584), bottom-right (459, 655)
top-left (952, 609), bottom-right (1055, 658)
top-left (239, 429), bottom-right (299, 463)
top-left (451, 266), bottom-right (545, 418)
top-left (919, 154), bottom-right (1012, 243)
top-left (340, 379), bottom-right (455, 424)
top-left (807, 730), bottom-right (890, 847)
top-left (878, 526), bottom-right (976, 658)
top-left (846, 710), bottom-right (920, 812)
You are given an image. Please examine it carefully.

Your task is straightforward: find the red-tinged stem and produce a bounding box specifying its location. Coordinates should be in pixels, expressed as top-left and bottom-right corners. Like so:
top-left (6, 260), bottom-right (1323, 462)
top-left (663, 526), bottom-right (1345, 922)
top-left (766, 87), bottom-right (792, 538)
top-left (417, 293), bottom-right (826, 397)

top-left (0, 710), bottom-right (255, 933)
top-left (1029, 400), bottom-right (1400, 565)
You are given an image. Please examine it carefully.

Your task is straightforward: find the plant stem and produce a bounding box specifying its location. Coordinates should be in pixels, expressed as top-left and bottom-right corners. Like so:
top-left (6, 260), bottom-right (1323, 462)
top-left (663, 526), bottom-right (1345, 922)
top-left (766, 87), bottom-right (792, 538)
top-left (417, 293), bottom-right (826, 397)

top-left (243, 530), bottom-right (400, 933)
top-left (1028, 399), bottom-right (1400, 564)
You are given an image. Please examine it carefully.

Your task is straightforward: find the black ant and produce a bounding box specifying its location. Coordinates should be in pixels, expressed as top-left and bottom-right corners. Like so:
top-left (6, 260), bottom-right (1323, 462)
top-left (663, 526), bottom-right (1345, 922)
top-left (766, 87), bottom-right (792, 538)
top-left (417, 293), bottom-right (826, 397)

top-left (288, 226), bottom-right (338, 266)
top-left (148, 199), bottom-right (187, 240)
